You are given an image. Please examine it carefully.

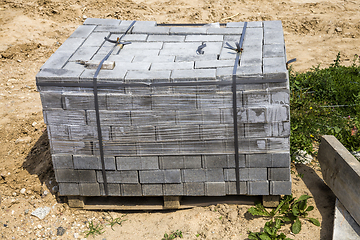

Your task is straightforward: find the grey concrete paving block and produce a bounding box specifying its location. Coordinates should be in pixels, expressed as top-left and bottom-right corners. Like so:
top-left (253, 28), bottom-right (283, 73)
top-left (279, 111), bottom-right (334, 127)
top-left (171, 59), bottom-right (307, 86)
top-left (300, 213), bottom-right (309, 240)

top-left (58, 183), bottom-right (80, 196)
top-left (263, 44), bottom-right (285, 58)
top-left (184, 182), bottom-right (205, 196)
top-left (236, 65), bottom-right (262, 77)
top-left (263, 20), bottom-right (282, 30)
top-left (270, 89), bottom-right (289, 105)
top-left (243, 90), bottom-right (270, 106)
top-left (246, 154), bottom-right (272, 168)
top-left (55, 169), bottom-right (79, 182)
top-left (69, 46), bottom-right (99, 62)
top-left (159, 156), bottom-right (184, 169)
top-left (124, 42), bottom-right (163, 50)
top-left (248, 181), bottom-right (269, 195)
top-left (80, 183), bottom-right (100, 196)
top-left (48, 125), bottom-right (69, 140)
top-left (73, 155), bottom-right (100, 169)
top-left (271, 153), bottom-right (290, 168)
top-left (121, 34), bottom-right (148, 41)
top-left (132, 26), bottom-right (170, 35)
top-left (207, 28), bottom-right (243, 35)
top-left (223, 169), bottom-right (236, 181)
top-left (270, 180), bottom-right (291, 195)
top-left (226, 22), bottom-right (245, 28)
top-left (97, 170), bottom-right (138, 183)
top-left (142, 184), bottom-right (163, 196)
top-left (164, 170), bottom-right (181, 183)
top-left (268, 168), bottom-right (291, 181)
top-left (62, 92), bottom-right (106, 110)
top-left (116, 156), bottom-right (142, 170)
top-left (82, 32), bottom-right (110, 47)
top-left (227, 154), bottom-right (246, 168)
top-left (247, 107), bottom-right (266, 123)
top-left (163, 183), bottom-right (184, 196)
top-left (264, 30), bottom-right (285, 45)
top-left (226, 181), bottom-right (247, 195)
top-left (78, 170), bottom-right (97, 182)
top-left (203, 155), bottom-right (228, 168)
top-left (205, 182), bottom-right (226, 196)
top-left (125, 70), bottom-right (171, 82)
top-left (40, 92), bottom-right (63, 109)
top-left (185, 35), bottom-right (223, 42)
top-left (99, 183), bottom-right (121, 196)
top-left (267, 105), bottom-right (289, 122)
top-left (141, 156), bottom-right (159, 170)
top-left (86, 110), bottom-right (131, 126)
top-left (184, 156), bottom-right (202, 169)
top-left (272, 121), bottom-right (291, 137)
top-left (50, 140), bottom-right (92, 155)
top-left (139, 170), bottom-right (165, 183)
top-left (83, 18), bottom-right (121, 26)
top-left (52, 154), bottom-right (73, 169)
top-left (182, 169), bottom-right (206, 182)
top-left (69, 25), bottom-right (96, 38)
top-left (170, 27), bottom-right (207, 35)
top-left (121, 184), bottom-right (142, 196)
top-left (206, 169), bottom-right (224, 182)
top-left (36, 68), bottom-right (83, 83)
top-left (268, 138), bottom-right (290, 152)
top-left (195, 60), bottom-right (234, 69)
top-left (175, 54), bottom-right (218, 62)
top-left (244, 123), bottom-right (271, 138)
top-left (147, 35), bottom-right (185, 42)
top-left (40, 51), bottom-right (73, 70)
top-left (153, 95), bottom-right (196, 110)
top-left (171, 69), bottom-right (216, 81)
top-left (151, 61), bottom-right (194, 70)
top-left (132, 55), bottom-right (175, 63)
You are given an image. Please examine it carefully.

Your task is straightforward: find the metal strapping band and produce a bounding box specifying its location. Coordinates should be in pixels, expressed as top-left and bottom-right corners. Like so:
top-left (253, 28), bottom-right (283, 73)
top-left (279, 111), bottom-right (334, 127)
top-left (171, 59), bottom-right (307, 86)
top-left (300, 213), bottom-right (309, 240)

top-left (92, 20), bottom-right (136, 196)
top-left (231, 22), bottom-right (247, 195)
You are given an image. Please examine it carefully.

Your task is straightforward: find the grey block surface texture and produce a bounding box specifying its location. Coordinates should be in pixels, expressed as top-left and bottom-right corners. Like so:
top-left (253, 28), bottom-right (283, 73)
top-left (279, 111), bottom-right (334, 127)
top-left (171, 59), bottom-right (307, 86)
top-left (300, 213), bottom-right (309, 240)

top-left (38, 19), bottom-right (291, 197)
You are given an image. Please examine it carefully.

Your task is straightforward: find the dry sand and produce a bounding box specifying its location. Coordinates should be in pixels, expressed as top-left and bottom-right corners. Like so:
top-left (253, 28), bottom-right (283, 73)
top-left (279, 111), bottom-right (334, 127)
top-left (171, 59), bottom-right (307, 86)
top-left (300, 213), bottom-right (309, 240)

top-left (2, 0), bottom-right (357, 238)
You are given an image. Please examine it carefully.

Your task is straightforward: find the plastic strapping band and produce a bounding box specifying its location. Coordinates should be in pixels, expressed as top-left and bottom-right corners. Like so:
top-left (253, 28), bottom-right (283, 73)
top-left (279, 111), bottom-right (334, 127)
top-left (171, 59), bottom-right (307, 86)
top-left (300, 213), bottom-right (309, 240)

top-left (92, 20), bottom-right (136, 196)
top-left (232, 22), bottom-right (247, 195)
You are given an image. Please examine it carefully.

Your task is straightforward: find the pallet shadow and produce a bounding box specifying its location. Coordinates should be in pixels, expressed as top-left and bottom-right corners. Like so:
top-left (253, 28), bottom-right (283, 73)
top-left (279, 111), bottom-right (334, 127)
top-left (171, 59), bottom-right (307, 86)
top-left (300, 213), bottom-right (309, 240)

top-left (295, 163), bottom-right (336, 240)
top-left (22, 129), bottom-right (58, 197)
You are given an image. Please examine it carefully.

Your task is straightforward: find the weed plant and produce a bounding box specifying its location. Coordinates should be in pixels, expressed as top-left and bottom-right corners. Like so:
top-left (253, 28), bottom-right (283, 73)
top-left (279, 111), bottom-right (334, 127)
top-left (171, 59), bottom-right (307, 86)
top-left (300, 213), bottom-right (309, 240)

top-left (290, 53), bottom-right (360, 159)
top-left (84, 221), bottom-right (105, 238)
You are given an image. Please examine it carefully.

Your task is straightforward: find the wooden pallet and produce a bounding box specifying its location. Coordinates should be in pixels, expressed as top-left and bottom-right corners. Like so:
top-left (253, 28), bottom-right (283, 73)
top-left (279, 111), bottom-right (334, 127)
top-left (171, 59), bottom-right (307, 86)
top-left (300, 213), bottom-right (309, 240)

top-left (67, 195), bottom-right (270, 210)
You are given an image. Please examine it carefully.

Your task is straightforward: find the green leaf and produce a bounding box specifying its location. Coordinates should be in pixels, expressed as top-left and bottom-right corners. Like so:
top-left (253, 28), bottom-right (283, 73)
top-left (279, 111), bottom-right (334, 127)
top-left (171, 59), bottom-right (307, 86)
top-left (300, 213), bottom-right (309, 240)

top-left (292, 218), bottom-right (301, 234)
top-left (308, 218), bottom-right (321, 226)
top-left (279, 216), bottom-right (291, 222)
top-left (248, 232), bottom-right (259, 240)
top-left (292, 205), bottom-right (299, 216)
top-left (299, 200), bottom-right (307, 211)
top-left (295, 195), bottom-right (312, 203)
top-left (306, 206), bottom-right (314, 212)
top-left (259, 234), bottom-right (272, 240)
top-left (248, 204), bottom-right (270, 216)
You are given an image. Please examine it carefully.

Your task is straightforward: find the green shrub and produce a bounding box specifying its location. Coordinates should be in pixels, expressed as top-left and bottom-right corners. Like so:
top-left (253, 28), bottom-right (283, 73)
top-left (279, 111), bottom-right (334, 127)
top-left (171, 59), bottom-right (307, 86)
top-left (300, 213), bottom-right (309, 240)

top-left (290, 53), bottom-right (360, 159)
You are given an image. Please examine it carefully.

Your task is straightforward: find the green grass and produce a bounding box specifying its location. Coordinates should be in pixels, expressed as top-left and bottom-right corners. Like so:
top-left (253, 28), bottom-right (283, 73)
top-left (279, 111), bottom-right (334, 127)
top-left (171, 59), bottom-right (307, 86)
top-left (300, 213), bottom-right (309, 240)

top-left (290, 53), bottom-right (360, 159)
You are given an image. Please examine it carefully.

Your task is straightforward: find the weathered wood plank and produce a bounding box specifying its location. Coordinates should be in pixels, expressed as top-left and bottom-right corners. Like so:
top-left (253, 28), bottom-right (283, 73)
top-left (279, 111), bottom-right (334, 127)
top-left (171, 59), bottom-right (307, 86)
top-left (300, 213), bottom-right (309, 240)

top-left (318, 135), bottom-right (360, 226)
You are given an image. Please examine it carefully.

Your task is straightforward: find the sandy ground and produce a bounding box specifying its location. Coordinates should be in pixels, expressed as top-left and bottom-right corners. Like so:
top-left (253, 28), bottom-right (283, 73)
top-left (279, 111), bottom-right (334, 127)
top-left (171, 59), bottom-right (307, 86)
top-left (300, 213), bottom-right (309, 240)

top-left (1, 0), bottom-right (357, 238)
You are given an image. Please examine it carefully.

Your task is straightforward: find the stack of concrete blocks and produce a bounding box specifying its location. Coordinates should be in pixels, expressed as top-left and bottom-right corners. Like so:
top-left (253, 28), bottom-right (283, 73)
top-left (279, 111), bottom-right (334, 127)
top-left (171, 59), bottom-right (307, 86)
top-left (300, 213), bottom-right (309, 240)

top-left (36, 19), bottom-right (291, 198)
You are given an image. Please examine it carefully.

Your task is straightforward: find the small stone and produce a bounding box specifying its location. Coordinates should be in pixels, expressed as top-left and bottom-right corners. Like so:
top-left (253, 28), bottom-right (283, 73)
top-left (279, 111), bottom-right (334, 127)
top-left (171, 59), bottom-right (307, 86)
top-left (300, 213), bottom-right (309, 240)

top-left (17, 59), bottom-right (21, 63)
top-left (20, 188), bottom-right (26, 194)
top-left (32, 122), bottom-right (37, 127)
top-left (24, 209), bottom-right (29, 215)
top-left (57, 227), bottom-right (66, 236)
top-left (335, 27), bottom-right (342, 32)
top-left (83, 15), bottom-right (87, 19)
top-left (12, 192), bottom-right (16, 197)
top-left (52, 186), bottom-right (59, 193)
top-left (74, 232), bottom-right (79, 238)
top-left (31, 207), bottom-right (51, 220)
top-left (43, 190), bottom-right (49, 196)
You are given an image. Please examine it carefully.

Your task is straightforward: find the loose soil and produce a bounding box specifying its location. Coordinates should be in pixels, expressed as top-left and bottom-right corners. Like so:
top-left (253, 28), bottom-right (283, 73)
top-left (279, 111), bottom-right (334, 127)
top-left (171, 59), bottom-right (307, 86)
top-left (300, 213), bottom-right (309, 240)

top-left (1, 0), bottom-right (356, 238)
